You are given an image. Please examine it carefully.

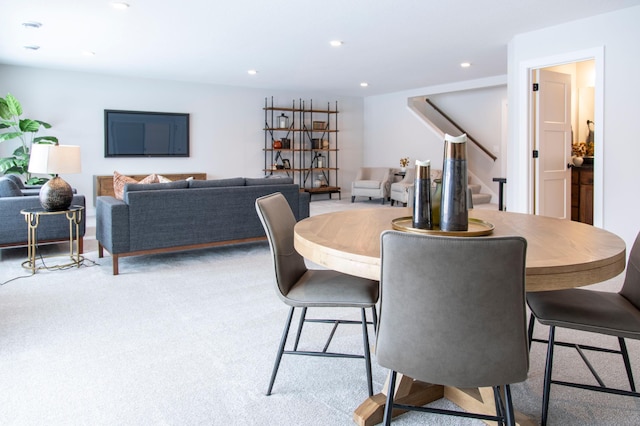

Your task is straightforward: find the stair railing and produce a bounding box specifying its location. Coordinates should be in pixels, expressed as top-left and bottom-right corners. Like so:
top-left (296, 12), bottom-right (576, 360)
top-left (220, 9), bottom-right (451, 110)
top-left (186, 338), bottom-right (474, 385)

top-left (425, 98), bottom-right (497, 162)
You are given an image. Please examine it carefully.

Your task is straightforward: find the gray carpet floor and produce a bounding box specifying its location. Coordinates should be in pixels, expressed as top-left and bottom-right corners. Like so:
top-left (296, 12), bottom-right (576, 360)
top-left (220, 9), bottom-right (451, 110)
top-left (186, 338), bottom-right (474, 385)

top-left (0, 198), bottom-right (639, 425)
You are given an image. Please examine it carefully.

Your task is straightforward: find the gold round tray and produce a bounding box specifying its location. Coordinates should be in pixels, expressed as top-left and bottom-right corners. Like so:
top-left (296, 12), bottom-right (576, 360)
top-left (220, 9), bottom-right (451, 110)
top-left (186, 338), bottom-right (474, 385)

top-left (391, 217), bottom-right (494, 237)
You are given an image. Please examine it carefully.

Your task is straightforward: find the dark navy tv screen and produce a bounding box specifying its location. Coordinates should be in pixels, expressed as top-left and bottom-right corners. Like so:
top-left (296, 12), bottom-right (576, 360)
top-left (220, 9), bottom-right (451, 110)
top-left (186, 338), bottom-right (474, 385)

top-left (105, 110), bottom-right (189, 157)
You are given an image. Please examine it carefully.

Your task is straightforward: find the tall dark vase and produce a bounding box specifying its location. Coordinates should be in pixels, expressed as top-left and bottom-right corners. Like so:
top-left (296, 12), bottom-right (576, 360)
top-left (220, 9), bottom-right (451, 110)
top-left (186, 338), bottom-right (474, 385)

top-left (440, 134), bottom-right (468, 231)
top-left (412, 160), bottom-right (432, 229)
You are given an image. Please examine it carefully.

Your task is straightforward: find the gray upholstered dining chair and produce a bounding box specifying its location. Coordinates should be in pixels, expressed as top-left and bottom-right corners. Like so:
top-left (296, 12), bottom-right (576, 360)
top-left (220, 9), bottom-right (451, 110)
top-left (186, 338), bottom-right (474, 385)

top-left (527, 230), bottom-right (640, 426)
top-left (255, 192), bottom-right (379, 397)
top-left (376, 231), bottom-right (529, 425)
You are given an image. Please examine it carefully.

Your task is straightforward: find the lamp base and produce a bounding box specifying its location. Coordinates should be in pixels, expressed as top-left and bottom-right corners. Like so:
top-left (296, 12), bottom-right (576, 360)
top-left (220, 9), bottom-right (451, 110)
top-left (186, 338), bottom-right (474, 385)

top-left (39, 176), bottom-right (73, 211)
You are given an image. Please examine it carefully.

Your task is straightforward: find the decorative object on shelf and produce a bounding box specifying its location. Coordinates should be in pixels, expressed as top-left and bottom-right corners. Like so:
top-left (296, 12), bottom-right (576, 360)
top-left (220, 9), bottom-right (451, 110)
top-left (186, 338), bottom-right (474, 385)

top-left (312, 121), bottom-right (326, 130)
top-left (273, 140), bottom-right (283, 149)
top-left (277, 113), bottom-right (289, 129)
top-left (282, 159), bottom-right (291, 169)
top-left (572, 155), bottom-right (584, 167)
top-left (399, 157), bottom-right (409, 173)
top-left (412, 160), bottom-right (433, 230)
top-left (316, 155), bottom-right (325, 168)
top-left (281, 138), bottom-right (290, 149)
top-left (440, 133), bottom-right (468, 231)
top-left (311, 138), bottom-right (321, 149)
top-left (314, 175), bottom-right (327, 188)
top-left (28, 143), bottom-right (81, 211)
top-left (322, 140), bottom-right (330, 149)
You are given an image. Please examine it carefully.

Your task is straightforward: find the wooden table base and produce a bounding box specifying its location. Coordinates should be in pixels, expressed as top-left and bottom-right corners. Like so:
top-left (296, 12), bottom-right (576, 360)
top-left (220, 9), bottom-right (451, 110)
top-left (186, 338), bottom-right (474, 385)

top-left (353, 375), bottom-right (537, 426)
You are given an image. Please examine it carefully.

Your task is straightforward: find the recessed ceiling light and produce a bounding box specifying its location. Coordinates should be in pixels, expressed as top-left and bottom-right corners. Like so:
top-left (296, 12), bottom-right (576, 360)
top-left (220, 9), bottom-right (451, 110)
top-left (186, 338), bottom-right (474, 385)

top-left (22, 21), bottom-right (42, 29)
top-left (23, 45), bottom-right (40, 51)
top-left (360, 82), bottom-right (369, 87)
top-left (110, 2), bottom-right (130, 10)
top-left (248, 69), bottom-right (258, 75)
top-left (460, 62), bottom-right (472, 68)
top-left (330, 40), bottom-right (343, 47)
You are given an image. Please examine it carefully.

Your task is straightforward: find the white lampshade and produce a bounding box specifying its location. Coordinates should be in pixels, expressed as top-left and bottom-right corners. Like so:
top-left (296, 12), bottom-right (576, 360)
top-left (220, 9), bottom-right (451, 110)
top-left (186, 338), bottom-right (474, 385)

top-left (28, 144), bottom-right (81, 175)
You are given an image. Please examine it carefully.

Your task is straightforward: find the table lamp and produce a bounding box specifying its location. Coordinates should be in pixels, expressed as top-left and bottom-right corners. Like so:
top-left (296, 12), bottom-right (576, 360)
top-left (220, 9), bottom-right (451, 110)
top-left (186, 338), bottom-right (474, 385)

top-left (28, 144), bottom-right (81, 211)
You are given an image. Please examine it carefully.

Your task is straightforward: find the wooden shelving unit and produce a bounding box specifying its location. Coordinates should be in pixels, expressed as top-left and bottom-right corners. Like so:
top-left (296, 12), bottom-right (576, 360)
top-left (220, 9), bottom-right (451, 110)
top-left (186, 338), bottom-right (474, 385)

top-left (263, 97), bottom-right (340, 199)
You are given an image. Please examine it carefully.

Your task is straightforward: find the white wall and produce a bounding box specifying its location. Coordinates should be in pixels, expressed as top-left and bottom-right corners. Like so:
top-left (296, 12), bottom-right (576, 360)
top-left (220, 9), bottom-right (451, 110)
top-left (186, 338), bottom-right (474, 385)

top-left (0, 65), bottom-right (365, 214)
top-left (507, 5), bottom-right (640, 248)
top-left (363, 76), bottom-right (507, 198)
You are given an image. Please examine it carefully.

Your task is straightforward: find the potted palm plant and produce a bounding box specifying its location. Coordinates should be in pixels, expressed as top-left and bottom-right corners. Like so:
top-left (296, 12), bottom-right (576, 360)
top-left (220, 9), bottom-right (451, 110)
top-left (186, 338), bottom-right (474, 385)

top-left (0, 93), bottom-right (58, 185)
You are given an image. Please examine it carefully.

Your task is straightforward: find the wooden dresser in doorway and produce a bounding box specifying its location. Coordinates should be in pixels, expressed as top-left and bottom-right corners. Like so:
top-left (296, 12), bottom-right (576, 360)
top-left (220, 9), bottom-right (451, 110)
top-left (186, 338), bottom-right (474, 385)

top-left (571, 165), bottom-right (593, 225)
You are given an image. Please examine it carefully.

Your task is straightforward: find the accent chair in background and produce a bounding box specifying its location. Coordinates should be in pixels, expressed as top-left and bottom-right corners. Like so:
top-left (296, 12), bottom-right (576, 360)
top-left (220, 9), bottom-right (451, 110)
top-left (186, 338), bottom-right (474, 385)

top-left (351, 167), bottom-right (392, 204)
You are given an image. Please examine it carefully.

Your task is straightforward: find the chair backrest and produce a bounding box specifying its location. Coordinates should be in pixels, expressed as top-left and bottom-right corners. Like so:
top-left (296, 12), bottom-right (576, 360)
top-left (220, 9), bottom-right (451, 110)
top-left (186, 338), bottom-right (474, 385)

top-left (356, 167), bottom-right (391, 182)
top-left (4, 174), bottom-right (25, 188)
top-left (620, 231), bottom-right (640, 310)
top-left (255, 192), bottom-right (308, 299)
top-left (376, 231), bottom-right (529, 388)
top-left (400, 168), bottom-right (415, 183)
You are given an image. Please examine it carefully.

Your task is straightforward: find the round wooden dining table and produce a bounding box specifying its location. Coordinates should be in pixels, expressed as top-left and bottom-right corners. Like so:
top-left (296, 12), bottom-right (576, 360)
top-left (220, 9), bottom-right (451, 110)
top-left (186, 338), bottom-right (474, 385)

top-left (293, 207), bottom-right (627, 426)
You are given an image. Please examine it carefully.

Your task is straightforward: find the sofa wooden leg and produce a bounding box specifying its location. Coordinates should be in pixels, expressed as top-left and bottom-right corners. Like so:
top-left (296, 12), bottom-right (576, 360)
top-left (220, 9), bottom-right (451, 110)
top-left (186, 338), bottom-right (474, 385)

top-left (112, 256), bottom-right (119, 275)
top-left (78, 236), bottom-right (84, 254)
top-left (351, 196), bottom-right (355, 203)
top-left (98, 243), bottom-right (104, 258)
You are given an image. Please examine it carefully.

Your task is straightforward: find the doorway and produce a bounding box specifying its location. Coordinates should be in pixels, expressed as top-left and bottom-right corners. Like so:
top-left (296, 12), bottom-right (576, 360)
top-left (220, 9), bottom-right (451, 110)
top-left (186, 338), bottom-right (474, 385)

top-left (524, 48), bottom-right (604, 227)
top-left (531, 60), bottom-right (595, 222)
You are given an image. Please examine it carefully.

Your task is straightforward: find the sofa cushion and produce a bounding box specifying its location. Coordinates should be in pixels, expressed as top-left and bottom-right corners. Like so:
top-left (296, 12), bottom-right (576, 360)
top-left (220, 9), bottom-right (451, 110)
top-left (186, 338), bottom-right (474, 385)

top-left (4, 174), bottom-right (25, 189)
top-left (113, 171), bottom-right (158, 200)
top-left (245, 177), bottom-right (293, 186)
top-left (123, 180), bottom-right (190, 204)
top-left (0, 177), bottom-right (23, 197)
top-left (189, 178), bottom-right (245, 188)
top-left (354, 180), bottom-right (382, 189)
top-left (125, 180), bottom-right (190, 193)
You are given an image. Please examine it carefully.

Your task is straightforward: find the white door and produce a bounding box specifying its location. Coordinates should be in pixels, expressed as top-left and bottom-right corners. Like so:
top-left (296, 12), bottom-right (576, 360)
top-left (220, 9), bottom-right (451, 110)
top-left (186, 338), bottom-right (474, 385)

top-left (534, 69), bottom-right (572, 219)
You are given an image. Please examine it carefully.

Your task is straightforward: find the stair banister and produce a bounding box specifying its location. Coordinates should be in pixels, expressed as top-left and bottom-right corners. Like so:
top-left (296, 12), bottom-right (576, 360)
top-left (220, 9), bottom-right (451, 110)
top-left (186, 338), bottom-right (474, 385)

top-left (425, 98), bottom-right (497, 162)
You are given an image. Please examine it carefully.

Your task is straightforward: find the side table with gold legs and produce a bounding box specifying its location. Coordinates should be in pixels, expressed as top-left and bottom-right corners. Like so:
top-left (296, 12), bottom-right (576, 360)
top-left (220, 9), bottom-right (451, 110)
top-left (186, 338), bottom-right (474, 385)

top-left (20, 205), bottom-right (85, 273)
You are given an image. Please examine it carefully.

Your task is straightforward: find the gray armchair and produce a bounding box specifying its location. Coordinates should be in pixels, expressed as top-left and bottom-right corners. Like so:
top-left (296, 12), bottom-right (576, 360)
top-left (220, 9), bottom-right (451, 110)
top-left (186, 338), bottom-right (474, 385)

top-left (0, 176), bottom-right (86, 250)
top-left (377, 231), bottom-right (529, 425)
top-left (351, 167), bottom-right (392, 204)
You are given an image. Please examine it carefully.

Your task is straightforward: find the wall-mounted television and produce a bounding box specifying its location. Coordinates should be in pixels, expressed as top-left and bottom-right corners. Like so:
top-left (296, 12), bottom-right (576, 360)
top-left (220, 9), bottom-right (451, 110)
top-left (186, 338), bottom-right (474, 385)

top-left (104, 110), bottom-right (190, 157)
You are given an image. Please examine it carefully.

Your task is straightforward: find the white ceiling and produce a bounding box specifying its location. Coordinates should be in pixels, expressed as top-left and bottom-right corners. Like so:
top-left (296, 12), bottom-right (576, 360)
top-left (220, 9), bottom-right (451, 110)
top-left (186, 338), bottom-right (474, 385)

top-left (1, 0), bottom-right (639, 97)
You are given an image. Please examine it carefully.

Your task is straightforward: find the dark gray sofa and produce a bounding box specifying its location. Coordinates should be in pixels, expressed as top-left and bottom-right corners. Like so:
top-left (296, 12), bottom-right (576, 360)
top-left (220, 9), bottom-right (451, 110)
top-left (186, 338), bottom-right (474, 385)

top-left (0, 175), bottom-right (86, 250)
top-left (96, 177), bottom-right (310, 275)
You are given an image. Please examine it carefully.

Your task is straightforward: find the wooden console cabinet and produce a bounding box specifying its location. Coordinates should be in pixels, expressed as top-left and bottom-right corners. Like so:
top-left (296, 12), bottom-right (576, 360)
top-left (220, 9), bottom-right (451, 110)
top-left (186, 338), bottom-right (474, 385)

top-left (571, 166), bottom-right (593, 225)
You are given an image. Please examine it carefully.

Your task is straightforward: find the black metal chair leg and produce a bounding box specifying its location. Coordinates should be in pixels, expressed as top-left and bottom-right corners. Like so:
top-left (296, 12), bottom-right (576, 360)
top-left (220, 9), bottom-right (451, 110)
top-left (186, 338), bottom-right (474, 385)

top-left (619, 337), bottom-right (636, 391)
top-left (492, 386), bottom-right (505, 426)
top-left (371, 305), bottom-right (378, 333)
top-left (527, 313), bottom-right (535, 350)
top-left (504, 384), bottom-right (516, 426)
top-left (541, 326), bottom-right (556, 426)
top-left (267, 306), bottom-right (295, 395)
top-left (361, 308), bottom-right (374, 397)
top-left (293, 307), bottom-right (307, 351)
top-left (383, 370), bottom-right (397, 426)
